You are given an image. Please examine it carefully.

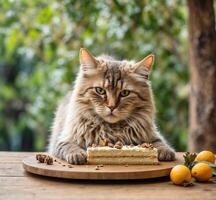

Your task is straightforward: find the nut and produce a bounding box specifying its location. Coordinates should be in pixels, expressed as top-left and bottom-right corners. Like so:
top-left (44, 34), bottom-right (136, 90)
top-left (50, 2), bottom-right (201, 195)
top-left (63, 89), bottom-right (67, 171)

top-left (36, 154), bottom-right (53, 165)
top-left (95, 166), bottom-right (100, 170)
top-left (108, 143), bottom-right (114, 148)
top-left (36, 154), bottom-right (47, 163)
top-left (114, 141), bottom-right (123, 149)
top-left (45, 156), bottom-right (53, 165)
top-left (115, 141), bottom-right (123, 146)
top-left (141, 143), bottom-right (154, 149)
top-left (114, 144), bottom-right (122, 149)
top-left (98, 138), bottom-right (108, 146)
top-left (91, 143), bottom-right (97, 147)
top-left (103, 138), bottom-right (109, 146)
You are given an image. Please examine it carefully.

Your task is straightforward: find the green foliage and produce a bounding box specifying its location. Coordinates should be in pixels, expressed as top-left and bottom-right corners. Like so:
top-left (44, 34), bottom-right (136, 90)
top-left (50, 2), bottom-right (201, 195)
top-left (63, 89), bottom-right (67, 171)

top-left (0, 0), bottom-right (188, 151)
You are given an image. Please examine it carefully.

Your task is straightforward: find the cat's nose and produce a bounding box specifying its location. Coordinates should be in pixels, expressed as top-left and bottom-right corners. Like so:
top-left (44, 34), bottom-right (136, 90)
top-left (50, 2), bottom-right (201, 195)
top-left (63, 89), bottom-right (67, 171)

top-left (107, 106), bottom-right (115, 112)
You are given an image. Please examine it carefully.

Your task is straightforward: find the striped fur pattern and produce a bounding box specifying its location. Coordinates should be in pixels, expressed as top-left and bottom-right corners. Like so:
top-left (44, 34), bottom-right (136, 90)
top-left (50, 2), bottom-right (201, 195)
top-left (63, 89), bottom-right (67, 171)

top-left (48, 48), bottom-right (175, 164)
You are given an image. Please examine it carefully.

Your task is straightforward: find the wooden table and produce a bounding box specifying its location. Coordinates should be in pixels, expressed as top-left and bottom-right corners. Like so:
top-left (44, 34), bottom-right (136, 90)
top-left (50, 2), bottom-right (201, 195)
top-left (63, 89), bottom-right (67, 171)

top-left (0, 152), bottom-right (215, 200)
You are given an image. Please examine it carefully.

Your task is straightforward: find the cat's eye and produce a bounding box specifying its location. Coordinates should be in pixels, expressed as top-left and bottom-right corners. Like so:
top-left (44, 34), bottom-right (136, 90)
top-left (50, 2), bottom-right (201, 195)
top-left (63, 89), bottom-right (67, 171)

top-left (95, 87), bottom-right (106, 95)
top-left (120, 90), bottom-right (130, 97)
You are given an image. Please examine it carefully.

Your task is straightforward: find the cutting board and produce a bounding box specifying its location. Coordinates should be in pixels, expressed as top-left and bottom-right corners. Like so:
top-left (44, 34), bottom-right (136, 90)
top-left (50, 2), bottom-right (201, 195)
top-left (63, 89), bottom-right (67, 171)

top-left (23, 152), bottom-right (183, 180)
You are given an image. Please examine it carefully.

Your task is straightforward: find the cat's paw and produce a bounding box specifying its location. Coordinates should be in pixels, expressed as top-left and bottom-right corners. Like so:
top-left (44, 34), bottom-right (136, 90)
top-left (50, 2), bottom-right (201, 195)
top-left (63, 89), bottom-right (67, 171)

top-left (65, 149), bottom-right (87, 165)
top-left (157, 146), bottom-right (175, 161)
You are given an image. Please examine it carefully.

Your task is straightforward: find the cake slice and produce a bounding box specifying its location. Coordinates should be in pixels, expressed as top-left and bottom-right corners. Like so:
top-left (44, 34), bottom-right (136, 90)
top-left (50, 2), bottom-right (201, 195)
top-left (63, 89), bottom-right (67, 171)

top-left (87, 141), bottom-right (159, 165)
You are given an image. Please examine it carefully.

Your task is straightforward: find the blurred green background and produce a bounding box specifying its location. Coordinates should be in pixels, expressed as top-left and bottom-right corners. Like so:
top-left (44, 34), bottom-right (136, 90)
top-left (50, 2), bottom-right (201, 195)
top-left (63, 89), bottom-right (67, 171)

top-left (0, 0), bottom-right (188, 152)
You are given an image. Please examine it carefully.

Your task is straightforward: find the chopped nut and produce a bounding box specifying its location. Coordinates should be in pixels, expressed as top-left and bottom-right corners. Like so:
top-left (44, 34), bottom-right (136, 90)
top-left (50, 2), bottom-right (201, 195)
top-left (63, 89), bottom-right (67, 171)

top-left (114, 141), bottom-right (123, 149)
top-left (103, 138), bottom-right (109, 146)
top-left (141, 143), bottom-right (154, 149)
top-left (115, 141), bottom-right (123, 146)
top-left (99, 164), bottom-right (104, 167)
top-left (36, 154), bottom-right (53, 165)
top-left (95, 166), bottom-right (100, 170)
top-left (62, 164), bottom-right (66, 167)
top-left (98, 139), bottom-right (104, 146)
top-left (98, 138), bottom-right (108, 146)
top-left (36, 154), bottom-right (47, 163)
top-left (91, 143), bottom-right (97, 147)
top-left (36, 154), bottom-right (40, 160)
top-left (36, 154), bottom-right (41, 161)
top-left (114, 144), bottom-right (122, 149)
top-left (45, 156), bottom-right (53, 165)
top-left (68, 165), bottom-right (73, 168)
top-left (108, 143), bottom-right (114, 148)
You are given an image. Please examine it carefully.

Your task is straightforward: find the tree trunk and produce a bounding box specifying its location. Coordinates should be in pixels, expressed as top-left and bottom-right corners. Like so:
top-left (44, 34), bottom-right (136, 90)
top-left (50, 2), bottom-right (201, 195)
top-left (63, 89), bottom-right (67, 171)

top-left (187, 0), bottom-right (216, 152)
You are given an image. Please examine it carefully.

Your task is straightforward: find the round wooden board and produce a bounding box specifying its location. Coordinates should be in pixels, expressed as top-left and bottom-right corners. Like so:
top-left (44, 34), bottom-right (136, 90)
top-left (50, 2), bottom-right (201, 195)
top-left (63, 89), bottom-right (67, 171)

top-left (23, 152), bottom-right (183, 180)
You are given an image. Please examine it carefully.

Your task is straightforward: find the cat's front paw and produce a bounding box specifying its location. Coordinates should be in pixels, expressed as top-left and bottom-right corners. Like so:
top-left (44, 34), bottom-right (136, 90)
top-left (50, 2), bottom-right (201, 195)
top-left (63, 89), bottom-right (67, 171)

top-left (157, 146), bottom-right (175, 161)
top-left (65, 149), bottom-right (87, 165)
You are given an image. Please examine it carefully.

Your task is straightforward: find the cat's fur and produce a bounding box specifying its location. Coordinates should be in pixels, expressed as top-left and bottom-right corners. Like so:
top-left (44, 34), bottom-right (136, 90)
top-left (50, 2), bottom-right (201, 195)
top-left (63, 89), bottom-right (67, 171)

top-left (48, 48), bottom-right (175, 164)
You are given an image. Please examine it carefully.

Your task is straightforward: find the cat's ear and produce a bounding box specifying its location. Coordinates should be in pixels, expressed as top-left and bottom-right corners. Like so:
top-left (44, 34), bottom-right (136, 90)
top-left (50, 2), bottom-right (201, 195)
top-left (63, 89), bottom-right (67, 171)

top-left (133, 54), bottom-right (155, 78)
top-left (79, 48), bottom-right (98, 72)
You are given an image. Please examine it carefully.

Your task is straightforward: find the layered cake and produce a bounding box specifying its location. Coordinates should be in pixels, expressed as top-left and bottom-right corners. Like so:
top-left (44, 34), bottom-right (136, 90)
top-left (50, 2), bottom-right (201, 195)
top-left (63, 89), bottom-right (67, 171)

top-left (87, 141), bottom-right (159, 165)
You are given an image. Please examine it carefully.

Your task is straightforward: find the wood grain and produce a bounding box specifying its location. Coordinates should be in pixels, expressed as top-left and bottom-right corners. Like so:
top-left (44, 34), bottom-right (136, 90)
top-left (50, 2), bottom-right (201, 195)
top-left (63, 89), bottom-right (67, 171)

top-left (0, 152), bottom-right (216, 200)
top-left (22, 153), bottom-right (183, 180)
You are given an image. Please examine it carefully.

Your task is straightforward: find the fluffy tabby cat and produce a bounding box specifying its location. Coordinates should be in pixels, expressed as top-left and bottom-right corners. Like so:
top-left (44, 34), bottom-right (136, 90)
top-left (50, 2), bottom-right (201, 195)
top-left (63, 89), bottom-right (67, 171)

top-left (48, 48), bottom-right (175, 164)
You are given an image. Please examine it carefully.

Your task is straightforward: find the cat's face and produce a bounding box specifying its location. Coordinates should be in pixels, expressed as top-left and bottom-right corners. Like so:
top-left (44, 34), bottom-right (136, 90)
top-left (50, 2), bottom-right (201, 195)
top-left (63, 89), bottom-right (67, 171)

top-left (78, 48), bottom-right (154, 123)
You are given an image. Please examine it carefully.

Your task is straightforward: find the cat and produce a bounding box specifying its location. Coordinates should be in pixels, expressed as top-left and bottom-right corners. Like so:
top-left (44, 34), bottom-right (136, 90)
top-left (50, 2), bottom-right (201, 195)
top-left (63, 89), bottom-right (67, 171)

top-left (48, 48), bottom-right (175, 164)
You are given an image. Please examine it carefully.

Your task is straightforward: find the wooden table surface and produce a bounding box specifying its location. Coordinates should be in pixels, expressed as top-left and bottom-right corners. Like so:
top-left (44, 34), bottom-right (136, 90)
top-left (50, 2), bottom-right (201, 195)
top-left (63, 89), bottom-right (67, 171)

top-left (0, 152), bottom-right (215, 200)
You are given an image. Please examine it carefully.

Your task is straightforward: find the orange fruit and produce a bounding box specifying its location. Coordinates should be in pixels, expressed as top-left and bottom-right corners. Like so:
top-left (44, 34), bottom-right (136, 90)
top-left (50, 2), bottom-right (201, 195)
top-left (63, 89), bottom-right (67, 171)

top-left (191, 163), bottom-right (212, 182)
top-left (170, 165), bottom-right (191, 185)
top-left (195, 150), bottom-right (215, 164)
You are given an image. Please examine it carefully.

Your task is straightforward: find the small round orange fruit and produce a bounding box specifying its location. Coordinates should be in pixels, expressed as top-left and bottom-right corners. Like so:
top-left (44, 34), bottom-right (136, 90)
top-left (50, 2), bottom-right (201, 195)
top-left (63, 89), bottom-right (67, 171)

top-left (170, 165), bottom-right (191, 185)
top-left (195, 150), bottom-right (215, 164)
top-left (191, 163), bottom-right (212, 182)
